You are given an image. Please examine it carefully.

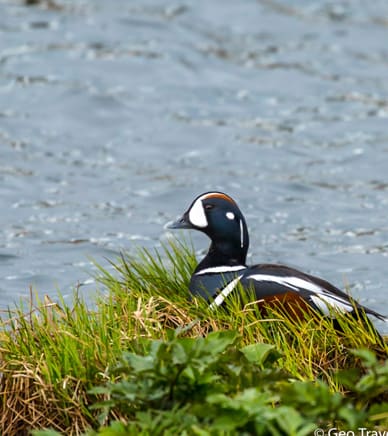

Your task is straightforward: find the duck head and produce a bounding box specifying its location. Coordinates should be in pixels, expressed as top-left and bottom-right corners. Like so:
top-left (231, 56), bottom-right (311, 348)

top-left (168, 192), bottom-right (249, 267)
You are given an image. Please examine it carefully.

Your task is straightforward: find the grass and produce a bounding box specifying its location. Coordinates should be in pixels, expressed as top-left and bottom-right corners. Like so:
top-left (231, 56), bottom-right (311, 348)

top-left (0, 238), bottom-right (387, 435)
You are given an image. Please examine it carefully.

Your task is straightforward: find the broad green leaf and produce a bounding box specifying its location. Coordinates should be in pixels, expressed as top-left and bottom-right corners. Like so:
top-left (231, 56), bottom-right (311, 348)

top-left (204, 330), bottom-right (239, 354)
top-left (351, 349), bottom-right (378, 368)
top-left (240, 342), bottom-right (280, 366)
top-left (273, 406), bottom-right (316, 436)
top-left (125, 352), bottom-right (155, 373)
top-left (369, 402), bottom-right (388, 422)
top-left (334, 367), bottom-right (361, 389)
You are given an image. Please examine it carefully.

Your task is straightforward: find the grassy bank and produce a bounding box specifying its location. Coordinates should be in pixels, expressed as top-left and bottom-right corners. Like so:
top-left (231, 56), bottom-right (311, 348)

top-left (0, 239), bottom-right (387, 435)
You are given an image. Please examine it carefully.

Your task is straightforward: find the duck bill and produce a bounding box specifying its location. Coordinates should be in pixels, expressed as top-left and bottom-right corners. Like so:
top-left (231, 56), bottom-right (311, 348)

top-left (167, 213), bottom-right (193, 229)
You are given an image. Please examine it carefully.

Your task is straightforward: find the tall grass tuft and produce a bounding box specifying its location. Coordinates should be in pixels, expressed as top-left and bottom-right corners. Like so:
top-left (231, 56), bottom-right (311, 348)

top-left (0, 238), bottom-right (387, 434)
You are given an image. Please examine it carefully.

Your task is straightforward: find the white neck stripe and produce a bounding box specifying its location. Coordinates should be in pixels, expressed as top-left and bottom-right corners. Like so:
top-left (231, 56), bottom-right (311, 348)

top-left (239, 219), bottom-right (244, 248)
top-left (195, 266), bottom-right (247, 275)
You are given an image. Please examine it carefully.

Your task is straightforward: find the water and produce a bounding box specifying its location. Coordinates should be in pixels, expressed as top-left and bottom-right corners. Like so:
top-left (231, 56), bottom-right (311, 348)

top-left (1, 0), bottom-right (388, 330)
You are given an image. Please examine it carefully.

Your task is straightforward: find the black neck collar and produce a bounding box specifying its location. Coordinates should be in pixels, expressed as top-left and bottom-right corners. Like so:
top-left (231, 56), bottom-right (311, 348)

top-left (194, 241), bottom-right (248, 273)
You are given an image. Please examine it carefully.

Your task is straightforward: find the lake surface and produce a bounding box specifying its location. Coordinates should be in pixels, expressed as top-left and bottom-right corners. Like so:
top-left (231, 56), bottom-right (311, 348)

top-left (1, 0), bottom-right (388, 331)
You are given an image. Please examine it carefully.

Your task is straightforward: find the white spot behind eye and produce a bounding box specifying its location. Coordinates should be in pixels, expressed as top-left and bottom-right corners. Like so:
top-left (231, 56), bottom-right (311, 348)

top-left (189, 199), bottom-right (208, 228)
top-left (226, 212), bottom-right (235, 220)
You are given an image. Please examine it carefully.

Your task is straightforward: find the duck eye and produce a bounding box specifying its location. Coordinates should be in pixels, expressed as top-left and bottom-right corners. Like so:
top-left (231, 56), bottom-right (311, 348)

top-left (204, 204), bottom-right (214, 210)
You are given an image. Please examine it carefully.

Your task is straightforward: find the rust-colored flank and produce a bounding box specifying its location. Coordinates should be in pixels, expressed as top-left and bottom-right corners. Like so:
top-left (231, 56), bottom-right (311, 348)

top-left (257, 292), bottom-right (313, 319)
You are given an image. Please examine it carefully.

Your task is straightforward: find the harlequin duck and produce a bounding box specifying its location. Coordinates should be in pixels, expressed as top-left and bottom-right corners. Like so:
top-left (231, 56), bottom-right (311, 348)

top-left (168, 191), bottom-right (387, 322)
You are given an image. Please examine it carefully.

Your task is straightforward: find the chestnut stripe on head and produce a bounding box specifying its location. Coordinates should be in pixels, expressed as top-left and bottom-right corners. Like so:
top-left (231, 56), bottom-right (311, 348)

top-left (203, 192), bottom-right (237, 205)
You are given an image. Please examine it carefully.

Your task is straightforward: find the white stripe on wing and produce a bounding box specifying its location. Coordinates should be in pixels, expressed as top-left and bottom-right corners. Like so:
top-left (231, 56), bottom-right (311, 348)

top-left (246, 273), bottom-right (353, 313)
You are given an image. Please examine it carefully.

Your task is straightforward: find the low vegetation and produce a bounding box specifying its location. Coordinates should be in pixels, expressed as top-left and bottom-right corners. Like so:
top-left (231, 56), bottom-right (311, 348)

top-left (0, 239), bottom-right (387, 435)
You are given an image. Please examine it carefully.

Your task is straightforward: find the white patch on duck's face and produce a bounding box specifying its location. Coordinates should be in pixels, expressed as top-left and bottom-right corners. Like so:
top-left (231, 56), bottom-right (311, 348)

top-left (188, 198), bottom-right (208, 228)
top-left (226, 211), bottom-right (235, 220)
